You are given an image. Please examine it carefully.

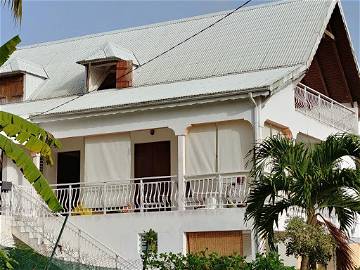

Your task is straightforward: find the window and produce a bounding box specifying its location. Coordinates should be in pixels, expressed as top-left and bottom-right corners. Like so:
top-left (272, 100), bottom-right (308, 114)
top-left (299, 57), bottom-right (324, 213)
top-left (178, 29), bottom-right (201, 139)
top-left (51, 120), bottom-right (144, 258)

top-left (187, 231), bottom-right (243, 256)
top-left (138, 231), bottom-right (158, 255)
top-left (86, 60), bottom-right (133, 91)
top-left (263, 121), bottom-right (292, 139)
top-left (0, 74), bottom-right (24, 104)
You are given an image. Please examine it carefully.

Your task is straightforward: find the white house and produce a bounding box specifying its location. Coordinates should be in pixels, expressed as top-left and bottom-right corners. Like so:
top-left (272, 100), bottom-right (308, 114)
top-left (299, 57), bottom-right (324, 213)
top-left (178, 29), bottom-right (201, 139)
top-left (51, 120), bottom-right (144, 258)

top-left (0, 0), bottom-right (360, 268)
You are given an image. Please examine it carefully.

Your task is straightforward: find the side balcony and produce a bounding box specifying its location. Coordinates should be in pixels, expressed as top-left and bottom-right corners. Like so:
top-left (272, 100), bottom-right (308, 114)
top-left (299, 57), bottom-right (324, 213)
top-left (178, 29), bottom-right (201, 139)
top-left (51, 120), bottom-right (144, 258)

top-left (294, 83), bottom-right (358, 133)
top-left (50, 172), bottom-right (249, 215)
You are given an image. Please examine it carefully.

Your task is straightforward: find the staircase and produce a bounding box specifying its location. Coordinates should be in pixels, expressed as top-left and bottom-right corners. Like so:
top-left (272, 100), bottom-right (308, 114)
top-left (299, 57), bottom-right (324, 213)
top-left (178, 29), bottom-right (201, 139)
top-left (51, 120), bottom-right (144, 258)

top-left (1, 183), bottom-right (140, 269)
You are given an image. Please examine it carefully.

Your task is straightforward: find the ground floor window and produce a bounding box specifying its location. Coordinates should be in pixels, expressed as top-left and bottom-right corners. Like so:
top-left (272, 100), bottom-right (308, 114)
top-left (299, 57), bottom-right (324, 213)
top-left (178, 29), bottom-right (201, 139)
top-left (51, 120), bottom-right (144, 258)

top-left (186, 231), bottom-right (243, 256)
top-left (138, 231), bottom-right (158, 255)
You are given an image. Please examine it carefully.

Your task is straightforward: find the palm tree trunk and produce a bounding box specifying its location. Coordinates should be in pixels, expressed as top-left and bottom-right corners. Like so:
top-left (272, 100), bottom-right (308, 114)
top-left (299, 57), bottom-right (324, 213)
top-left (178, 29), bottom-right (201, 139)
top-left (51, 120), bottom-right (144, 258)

top-left (300, 256), bottom-right (310, 270)
top-left (300, 210), bottom-right (317, 270)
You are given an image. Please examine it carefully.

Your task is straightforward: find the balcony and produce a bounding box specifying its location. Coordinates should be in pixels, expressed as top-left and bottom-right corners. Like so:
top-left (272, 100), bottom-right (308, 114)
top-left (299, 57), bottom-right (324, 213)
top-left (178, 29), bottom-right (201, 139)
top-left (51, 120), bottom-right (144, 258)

top-left (49, 172), bottom-right (249, 215)
top-left (294, 83), bottom-right (358, 133)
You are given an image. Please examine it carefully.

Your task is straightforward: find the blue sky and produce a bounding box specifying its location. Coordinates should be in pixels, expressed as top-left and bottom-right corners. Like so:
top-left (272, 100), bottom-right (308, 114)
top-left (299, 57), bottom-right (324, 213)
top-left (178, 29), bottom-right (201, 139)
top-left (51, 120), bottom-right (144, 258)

top-left (1, 0), bottom-right (359, 60)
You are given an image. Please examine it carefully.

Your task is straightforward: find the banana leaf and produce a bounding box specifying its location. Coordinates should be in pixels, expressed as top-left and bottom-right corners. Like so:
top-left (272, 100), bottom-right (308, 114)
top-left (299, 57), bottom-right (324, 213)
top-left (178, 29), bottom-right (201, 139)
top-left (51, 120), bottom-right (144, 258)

top-left (0, 134), bottom-right (62, 212)
top-left (0, 111), bottom-right (61, 165)
top-left (0, 35), bottom-right (21, 66)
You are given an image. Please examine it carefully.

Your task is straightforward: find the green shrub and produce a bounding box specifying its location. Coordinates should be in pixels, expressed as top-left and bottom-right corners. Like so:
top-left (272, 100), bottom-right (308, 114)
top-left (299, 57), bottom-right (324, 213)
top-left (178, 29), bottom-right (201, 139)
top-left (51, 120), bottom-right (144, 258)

top-left (140, 229), bottom-right (295, 270)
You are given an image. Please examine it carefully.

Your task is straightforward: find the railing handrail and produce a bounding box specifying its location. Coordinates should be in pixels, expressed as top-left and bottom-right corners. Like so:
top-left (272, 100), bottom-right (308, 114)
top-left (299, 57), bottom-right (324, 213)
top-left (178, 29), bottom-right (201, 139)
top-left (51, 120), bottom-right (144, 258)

top-left (50, 175), bottom-right (178, 188)
top-left (297, 83), bottom-right (356, 114)
top-left (9, 184), bottom-right (137, 269)
top-left (185, 171), bottom-right (249, 179)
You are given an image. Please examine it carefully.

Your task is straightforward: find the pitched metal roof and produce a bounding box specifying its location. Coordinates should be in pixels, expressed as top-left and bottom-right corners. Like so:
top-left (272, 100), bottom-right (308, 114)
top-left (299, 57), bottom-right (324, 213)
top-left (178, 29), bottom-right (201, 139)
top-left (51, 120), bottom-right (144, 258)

top-left (5, 0), bottom-right (336, 101)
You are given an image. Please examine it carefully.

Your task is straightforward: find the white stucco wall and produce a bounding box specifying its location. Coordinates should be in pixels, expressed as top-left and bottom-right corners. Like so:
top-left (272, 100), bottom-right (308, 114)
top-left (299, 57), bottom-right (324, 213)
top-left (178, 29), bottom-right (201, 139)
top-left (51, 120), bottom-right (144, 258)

top-left (69, 208), bottom-right (251, 261)
top-left (38, 99), bottom-right (254, 138)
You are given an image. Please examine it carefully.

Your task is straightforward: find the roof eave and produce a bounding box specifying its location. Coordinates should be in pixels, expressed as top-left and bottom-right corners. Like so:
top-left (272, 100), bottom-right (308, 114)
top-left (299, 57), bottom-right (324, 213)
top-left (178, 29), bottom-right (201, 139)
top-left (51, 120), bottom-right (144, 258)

top-left (32, 86), bottom-right (271, 123)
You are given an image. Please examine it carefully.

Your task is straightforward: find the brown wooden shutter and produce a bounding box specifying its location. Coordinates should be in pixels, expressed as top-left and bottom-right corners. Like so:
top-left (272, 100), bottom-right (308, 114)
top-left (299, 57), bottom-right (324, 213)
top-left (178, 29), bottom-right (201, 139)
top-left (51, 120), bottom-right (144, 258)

top-left (0, 74), bottom-right (24, 103)
top-left (116, 60), bottom-right (133, 89)
top-left (187, 231), bottom-right (243, 256)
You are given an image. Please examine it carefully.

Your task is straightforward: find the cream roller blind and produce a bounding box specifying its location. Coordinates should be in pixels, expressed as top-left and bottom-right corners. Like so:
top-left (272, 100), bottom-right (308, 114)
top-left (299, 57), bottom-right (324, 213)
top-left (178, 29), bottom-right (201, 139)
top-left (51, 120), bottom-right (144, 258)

top-left (218, 121), bottom-right (253, 172)
top-left (186, 124), bottom-right (216, 175)
top-left (84, 133), bottom-right (131, 182)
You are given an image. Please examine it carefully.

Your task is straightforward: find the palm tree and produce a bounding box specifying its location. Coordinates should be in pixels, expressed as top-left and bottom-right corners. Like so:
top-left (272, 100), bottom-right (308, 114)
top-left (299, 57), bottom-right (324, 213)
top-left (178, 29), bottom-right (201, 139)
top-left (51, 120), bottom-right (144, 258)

top-left (1, 0), bottom-right (22, 22)
top-left (245, 134), bottom-right (360, 270)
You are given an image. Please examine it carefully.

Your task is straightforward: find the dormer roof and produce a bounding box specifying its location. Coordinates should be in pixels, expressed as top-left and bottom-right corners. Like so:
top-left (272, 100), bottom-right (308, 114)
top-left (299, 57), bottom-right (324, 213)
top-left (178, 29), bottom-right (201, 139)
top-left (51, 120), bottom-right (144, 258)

top-left (76, 42), bottom-right (139, 66)
top-left (0, 57), bottom-right (48, 79)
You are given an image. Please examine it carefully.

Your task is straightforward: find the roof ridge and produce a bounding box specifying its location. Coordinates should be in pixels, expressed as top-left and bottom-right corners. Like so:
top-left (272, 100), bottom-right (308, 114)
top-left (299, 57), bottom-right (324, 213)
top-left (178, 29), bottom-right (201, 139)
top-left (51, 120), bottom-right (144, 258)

top-left (17, 0), bottom-right (298, 50)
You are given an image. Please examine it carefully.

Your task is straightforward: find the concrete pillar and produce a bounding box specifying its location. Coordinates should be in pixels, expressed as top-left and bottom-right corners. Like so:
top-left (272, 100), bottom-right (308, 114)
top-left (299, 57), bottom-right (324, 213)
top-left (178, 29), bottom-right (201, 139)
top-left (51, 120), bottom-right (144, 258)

top-left (177, 135), bottom-right (186, 211)
top-left (250, 228), bottom-right (258, 259)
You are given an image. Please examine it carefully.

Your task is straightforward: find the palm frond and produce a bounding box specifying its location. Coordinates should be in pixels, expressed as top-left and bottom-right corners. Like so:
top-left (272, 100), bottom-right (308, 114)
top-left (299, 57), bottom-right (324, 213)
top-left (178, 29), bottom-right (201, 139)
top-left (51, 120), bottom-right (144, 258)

top-left (0, 35), bottom-right (21, 66)
top-left (322, 219), bottom-right (354, 270)
top-left (0, 134), bottom-right (62, 212)
top-left (312, 133), bottom-right (360, 171)
top-left (1, 0), bottom-right (22, 22)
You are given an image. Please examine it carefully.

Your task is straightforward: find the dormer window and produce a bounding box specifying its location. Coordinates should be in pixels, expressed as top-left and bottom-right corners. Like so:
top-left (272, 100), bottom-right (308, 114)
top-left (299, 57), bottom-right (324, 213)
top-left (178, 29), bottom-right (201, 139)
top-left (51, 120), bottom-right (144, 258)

top-left (77, 42), bottom-right (138, 92)
top-left (0, 57), bottom-right (48, 103)
top-left (0, 74), bottom-right (24, 104)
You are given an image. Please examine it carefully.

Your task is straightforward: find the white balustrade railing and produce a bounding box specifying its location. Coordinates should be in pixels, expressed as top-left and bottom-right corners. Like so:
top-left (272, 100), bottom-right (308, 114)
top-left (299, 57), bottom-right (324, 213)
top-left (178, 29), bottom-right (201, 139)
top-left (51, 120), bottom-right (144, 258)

top-left (184, 172), bottom-right (248, 209)
top-left (1, 183), bottom-right (138, 269)
top-left (294, 83), bottom-right (358, 133)
top-left (51, 176), bottom-right (178, 215)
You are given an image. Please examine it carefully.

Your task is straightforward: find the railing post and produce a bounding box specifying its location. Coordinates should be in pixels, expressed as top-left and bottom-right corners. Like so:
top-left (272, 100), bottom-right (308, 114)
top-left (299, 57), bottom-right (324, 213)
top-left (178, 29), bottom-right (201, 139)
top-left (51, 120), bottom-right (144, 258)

top-left (140, 180), bottom-right (144, 212)
top-left (78, 229), bottom-right (81, 263)
top-left (331, 101), bottom-right (335, 128)
top-left (218, 174), bottom-right (223, 208)
top-left (177, 135), bottom-right (186, 210)
top-left (115, 254), bottom-right (119, 269)
top-left (317, 92), bottom-right (321, 121)
top-left (304, 87), bottom-right (308, 112)
top-left (103, 183), bottom-right (107, 214)
top-left (68, 185), bottom-right (72, 216)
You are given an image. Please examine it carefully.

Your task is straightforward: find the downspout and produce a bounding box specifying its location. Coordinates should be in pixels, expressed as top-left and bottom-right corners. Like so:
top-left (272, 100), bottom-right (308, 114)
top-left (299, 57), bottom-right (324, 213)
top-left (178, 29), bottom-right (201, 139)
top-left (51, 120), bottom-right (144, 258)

top-left (248, 92), bottom-right (261, 258)
top-left (248, 92), bottom-right (261, 143)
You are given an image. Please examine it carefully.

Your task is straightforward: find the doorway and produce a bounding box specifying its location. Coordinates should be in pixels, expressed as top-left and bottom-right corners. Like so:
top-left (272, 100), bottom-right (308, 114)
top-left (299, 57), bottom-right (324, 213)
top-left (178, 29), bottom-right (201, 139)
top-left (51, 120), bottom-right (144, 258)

top-left (134, 141), bottom-right (171, 210)
top-left (57, 151), bottom-right (81, 213)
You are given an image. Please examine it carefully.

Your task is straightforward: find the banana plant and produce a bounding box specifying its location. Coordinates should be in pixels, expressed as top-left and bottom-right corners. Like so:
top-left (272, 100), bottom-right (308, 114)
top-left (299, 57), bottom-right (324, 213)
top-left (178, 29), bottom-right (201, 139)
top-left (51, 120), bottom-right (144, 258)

top-left (0, 112), bottom-right (63, 212)
top-left (0, 35), bottom-right (21, 66)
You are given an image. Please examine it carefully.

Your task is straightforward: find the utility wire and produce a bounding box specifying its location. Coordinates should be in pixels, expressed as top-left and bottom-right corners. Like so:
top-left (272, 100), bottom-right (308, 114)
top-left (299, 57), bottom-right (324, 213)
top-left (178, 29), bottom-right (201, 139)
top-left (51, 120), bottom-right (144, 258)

top-left (28, 0), bottom-right (253, 120)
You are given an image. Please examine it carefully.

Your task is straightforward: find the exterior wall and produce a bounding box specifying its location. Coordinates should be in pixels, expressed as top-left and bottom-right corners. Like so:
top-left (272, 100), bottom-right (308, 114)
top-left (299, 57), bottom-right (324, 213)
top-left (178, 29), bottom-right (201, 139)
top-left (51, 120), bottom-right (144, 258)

top-left (38, 99), bottom-right (253, 138)
top-left (69, 208), bottom-right (251, 261)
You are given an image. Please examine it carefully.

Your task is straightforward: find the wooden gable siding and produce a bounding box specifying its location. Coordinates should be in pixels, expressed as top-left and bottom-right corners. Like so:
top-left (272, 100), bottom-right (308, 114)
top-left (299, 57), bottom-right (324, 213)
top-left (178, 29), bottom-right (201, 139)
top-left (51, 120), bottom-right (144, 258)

top-left (301, 5), bottom-right (360, 104)
top-left (0, 74), bottom-right (24, 103)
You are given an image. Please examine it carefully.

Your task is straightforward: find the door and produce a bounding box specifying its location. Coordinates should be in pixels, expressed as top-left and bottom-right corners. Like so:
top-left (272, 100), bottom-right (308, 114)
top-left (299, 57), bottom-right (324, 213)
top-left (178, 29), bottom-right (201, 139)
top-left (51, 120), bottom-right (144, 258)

top-left (57, 151), bottom-right (81, 213)
top-left (134, 141), bottom-right (171, 210)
